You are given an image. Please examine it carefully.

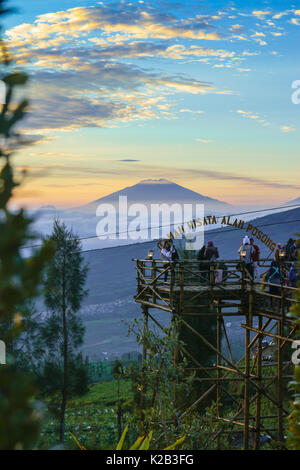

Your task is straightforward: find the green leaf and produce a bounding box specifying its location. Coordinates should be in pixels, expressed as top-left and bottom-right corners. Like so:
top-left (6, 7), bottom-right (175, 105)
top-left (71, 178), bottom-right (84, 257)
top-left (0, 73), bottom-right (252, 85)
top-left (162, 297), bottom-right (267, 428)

top-left (164, 435), bottom-right (186, 450)
top-left (129, 436), bottom-right (144, 450)
top-left (116, 425), bottom-right (128, 450)
top-left (139, 432), bottom-right (152, 450)
top-left (70, 432), bottom-right (86, 450)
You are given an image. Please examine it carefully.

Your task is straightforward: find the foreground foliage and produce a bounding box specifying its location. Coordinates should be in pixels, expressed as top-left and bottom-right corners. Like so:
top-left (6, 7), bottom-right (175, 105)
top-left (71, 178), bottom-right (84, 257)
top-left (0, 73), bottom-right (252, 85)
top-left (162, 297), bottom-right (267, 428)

top-left (0, 0), bottom-right (53, 449)
top-left (288, 236), bottom-right (300, 450)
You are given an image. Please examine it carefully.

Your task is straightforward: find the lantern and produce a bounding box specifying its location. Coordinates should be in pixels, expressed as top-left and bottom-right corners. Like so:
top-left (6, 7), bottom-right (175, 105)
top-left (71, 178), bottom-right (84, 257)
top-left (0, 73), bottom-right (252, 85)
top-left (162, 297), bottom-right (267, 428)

top-left (279, 248), bottom-right (286, 259)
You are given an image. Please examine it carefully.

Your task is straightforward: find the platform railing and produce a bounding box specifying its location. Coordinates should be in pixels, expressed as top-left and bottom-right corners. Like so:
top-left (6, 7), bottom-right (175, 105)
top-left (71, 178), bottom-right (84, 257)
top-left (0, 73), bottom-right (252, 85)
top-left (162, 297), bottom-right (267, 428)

top-left (134, 258), bottom-right (298, 314)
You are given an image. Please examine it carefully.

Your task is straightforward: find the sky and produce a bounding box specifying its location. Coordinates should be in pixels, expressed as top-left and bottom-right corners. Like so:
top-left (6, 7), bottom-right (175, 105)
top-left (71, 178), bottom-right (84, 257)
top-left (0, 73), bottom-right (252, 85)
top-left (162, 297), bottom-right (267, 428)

top-left (3, 0), bottom-right (300, 208)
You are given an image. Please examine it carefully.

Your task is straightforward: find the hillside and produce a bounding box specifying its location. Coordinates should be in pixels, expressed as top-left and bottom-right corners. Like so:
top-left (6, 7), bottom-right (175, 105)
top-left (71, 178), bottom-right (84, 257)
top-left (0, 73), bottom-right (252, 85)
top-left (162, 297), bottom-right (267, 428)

top-left (284, 196), bottom-right (300, 206)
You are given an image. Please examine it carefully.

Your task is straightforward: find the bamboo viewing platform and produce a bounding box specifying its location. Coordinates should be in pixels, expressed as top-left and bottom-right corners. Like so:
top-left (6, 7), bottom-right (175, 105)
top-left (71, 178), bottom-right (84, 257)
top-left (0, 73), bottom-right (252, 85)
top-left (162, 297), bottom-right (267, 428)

top-left (133, 258), bottom-right (298, 450)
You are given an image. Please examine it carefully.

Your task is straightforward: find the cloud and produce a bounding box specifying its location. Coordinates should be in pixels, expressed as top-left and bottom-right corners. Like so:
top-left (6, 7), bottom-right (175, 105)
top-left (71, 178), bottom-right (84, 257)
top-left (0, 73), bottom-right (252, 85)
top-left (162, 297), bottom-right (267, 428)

top-left (23, 92), bottom-right (150, 131)
top-left (281, 125), bottom-right (295, 133)
top-left (230, 24), bottom-right (244, 31)
top-left (184, 168), bottom-right (300, 189)
top-left (273, 11), bottom-right (290, 19)
top-left (179, 109), bottom-right (204, 114)
top-left (252, 11), bottom-right (271, 19)
top-left (15, 56), bottom-right (232, 132)
top-left (237, 110), bottom-right (259, 119)
top-left (51, 160), bottom-right (300, 191)
top-left (242, 51), bottom-right (260, 56)
top-left (5, 3), bottom-right (237, 133)
top-left (252, 32), bottom-right (266, 37)
top-left (5, 2), bottom-right (291, 135)
top-left (236, 110), bottom-right (270, 126)
top-left (195, 138), bottom-right (213, 143)
top-left (6, 4), bottom-right (222, 45)
top-left (162, 44), bottom-right (235, 60)
top-left (291, 18), bottom-right (300, 26)
top-left (24, 158), bottom-right (300, 192)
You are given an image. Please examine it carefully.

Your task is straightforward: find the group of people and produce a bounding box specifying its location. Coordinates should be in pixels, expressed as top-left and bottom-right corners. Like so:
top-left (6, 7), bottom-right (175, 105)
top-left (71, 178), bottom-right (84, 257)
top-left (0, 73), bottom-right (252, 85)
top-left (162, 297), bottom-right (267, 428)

top-left (284, 238), bottom-right (298, 262)
top-left (159, 236), bottom-right (298, 288)
top-left (238, 235), bottom-right (299, 288)
top-left (263, 240), bottom-right (299, 293)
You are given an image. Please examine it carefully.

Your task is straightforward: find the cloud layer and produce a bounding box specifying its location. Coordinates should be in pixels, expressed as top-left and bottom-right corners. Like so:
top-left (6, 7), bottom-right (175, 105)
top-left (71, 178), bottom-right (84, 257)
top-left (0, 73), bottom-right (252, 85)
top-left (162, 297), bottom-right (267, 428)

top-left (5, 2), bottom-right (298, 135)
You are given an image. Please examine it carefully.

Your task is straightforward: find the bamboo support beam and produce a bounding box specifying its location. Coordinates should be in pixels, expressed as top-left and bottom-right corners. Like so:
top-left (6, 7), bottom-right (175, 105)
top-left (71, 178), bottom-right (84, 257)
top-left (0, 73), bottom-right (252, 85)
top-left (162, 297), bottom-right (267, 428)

top-left (134, 258), bottom-right (298, 450)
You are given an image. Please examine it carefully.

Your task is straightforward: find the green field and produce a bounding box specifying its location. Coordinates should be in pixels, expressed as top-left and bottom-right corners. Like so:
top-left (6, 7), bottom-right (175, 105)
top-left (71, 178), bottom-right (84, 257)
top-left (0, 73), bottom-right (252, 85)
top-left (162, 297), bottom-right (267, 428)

top-left (40, 379), bottom-right (137, 450)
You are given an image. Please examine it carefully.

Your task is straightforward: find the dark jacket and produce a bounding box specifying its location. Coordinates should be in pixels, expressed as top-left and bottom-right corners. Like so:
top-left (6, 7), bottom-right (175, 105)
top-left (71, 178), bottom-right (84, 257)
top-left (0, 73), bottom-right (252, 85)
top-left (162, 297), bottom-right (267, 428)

top-left (266, 261), bottom-right (282, 284)
top-left (197, 246), bottom-right (206, 261)
top-left (204, 246), bottom-right (219, 261)
top-left (289, 266), bottom-right (299, 288)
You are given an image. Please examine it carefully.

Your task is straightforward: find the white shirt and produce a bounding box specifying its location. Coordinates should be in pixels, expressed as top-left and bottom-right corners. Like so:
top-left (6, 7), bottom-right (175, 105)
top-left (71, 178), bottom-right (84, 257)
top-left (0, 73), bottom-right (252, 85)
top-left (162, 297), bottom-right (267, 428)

top-left (238, 244), bottom-right (254, 264)
top-left (161, 247), bottom-right (174, 261)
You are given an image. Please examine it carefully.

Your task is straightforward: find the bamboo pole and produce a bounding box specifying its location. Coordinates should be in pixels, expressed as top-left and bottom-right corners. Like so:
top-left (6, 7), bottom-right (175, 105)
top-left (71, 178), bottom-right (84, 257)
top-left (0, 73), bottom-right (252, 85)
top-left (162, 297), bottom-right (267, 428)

top-left (243, 263), bottom-right (250, 450)
top-left (140, 304), bottom-right (148, 432)
top-left (254, 315), bottom-right (262, 450)
top-left (277, 285), bottom-right (285, 443)
top-left (217, 301), bottom-right (222, 449)
top-left (152, 260), bottom-right (157, 304)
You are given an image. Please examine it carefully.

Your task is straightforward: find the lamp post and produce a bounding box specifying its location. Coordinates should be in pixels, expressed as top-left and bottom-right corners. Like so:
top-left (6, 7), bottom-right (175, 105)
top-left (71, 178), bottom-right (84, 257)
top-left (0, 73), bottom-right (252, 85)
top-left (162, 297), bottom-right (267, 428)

top-left (279, 249), bottom-right (286, 259)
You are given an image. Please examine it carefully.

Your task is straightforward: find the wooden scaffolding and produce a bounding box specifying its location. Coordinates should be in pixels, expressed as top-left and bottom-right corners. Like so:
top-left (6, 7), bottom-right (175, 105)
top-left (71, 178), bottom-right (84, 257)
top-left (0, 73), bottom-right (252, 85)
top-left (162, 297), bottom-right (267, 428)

top-left (133, 258), bottom-right (298, 450)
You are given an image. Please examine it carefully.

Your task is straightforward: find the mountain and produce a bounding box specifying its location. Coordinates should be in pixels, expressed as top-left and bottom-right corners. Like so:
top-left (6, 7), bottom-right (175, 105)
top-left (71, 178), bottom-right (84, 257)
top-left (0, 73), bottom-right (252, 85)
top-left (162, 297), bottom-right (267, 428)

top-left (38, 205), bottom-right (57, 211)
top-left (72, 179), bottom-right (232, 213)
top-left (35, 205), bottom-right (60, 214)
top-left (283, 196), bottom-right (300, 206)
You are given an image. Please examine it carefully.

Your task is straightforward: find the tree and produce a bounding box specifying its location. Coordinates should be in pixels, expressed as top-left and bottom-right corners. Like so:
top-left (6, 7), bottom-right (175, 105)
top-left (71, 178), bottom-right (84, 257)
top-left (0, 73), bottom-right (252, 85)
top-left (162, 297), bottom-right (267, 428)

top-left (0, 0), bottom-right (53, 449)
top-left (7, 300), bottom-right (45, 371)
top-left (39, 220), bottom-right (89, 444)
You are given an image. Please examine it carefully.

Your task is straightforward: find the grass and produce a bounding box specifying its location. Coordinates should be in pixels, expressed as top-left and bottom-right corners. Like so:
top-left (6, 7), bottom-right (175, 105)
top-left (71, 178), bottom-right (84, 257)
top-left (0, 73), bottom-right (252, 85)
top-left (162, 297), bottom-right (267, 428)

top-left (39, 379), bottom-right (136, 450)
top-left (71, 380), bottom-right (133, 407)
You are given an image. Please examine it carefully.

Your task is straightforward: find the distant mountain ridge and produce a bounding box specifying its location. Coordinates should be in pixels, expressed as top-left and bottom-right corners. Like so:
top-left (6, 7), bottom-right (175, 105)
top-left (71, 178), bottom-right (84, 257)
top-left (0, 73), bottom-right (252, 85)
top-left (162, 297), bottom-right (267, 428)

top-left (72, 179), bottom-right (232, 213)
top-left (283, 196), bottom-right (300, 206)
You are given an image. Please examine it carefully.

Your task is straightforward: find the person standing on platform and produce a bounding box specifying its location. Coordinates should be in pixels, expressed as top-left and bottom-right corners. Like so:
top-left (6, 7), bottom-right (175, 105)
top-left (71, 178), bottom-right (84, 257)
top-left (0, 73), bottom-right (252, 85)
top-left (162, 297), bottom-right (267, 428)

top-left (161, 240), bottom-right (174, 282)
top-left (204, 241), bottom-right (219, 261)
top-left (250, 238), bottom-right (260, 280)
top-left (238, 237), bottom-right (254, 278)
top-left (204, 241), bottom-right (219, 284)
